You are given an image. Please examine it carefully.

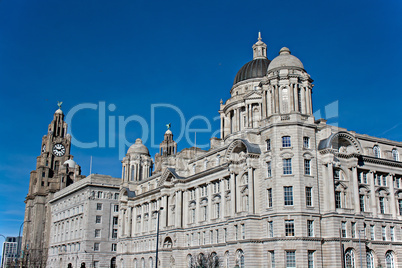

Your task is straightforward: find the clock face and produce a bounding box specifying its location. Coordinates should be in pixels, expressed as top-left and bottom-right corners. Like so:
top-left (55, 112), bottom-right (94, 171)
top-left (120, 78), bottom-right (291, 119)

top-left (42, 144), bottom-right (46, 152)
top-left (52, 143), bottom-right (65, 157)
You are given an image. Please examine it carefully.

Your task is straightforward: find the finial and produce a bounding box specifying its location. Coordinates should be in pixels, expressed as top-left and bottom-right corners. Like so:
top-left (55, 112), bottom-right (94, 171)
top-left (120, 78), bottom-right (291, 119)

top-left (166, 123), bottom-right (171, 130)
top-left (258, 32), bottom-right (262, 41)
top-left (220, 99), bottom-right (223, 104)
top-left (57, 101), bottom-right (63, 109)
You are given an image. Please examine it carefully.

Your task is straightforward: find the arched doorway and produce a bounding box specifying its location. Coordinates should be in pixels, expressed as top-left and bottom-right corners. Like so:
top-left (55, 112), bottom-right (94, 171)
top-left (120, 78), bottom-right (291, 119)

top-left (80, 263), bottom-right (86, 268)
top-left (110, 257), bottom-right (116, 268)
top-left (67, 263), bottom-right (72, 268)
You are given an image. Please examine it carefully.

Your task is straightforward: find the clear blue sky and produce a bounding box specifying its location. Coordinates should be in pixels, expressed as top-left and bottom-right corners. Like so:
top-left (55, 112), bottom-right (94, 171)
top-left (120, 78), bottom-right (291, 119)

top-left (0, 0), bottom-right (401, 252)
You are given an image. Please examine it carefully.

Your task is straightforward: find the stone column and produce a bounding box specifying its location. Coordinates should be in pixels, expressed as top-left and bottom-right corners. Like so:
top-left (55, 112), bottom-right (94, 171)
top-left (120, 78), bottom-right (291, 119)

top-left (248, 166), bottom-right (254, 214)
top-left (176, 190), bottom-right (183, 227)
top-left (208, 183), bottom-right (213, 221)
top-left (126, 206), bottom-right (132, 237)
top-left (220, 114), bottom-right (224, 139)
top-left (369, 171), bottom-right (377, 217)
top-left (230, 172), bottom-right (236, 215)
top-left (267, 88), bottom-right (272, 116)
top-left (132, 206), bottom-right (136, 235)
top-left (352, 167), bottom-right (360, 213)
top-left (183, 190), bottom-right (188, 226)
top-left (388, 174), bottom-right (397, 218)
top-left (323, 163), bottom-right (335, 211)
top-left (119, 209), bottom-right (125, 237)
top-left (220, 179), bottom-right (225, 218)
top-left (289, 84), bottom-right (294, 112)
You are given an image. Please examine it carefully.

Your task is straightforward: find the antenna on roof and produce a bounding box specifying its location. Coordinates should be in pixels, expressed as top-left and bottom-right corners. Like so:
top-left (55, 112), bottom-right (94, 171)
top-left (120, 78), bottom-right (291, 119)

top-left (258, 31), bottom-right (261, 41)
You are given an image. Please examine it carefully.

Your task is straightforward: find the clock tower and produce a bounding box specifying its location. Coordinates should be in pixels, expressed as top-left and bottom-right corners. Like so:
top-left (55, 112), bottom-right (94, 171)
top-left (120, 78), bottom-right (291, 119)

top-left (21, 104), bottom-right (85, 267)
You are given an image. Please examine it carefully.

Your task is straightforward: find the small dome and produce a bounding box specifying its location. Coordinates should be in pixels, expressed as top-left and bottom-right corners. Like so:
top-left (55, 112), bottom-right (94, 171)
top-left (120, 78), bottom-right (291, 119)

top-left (165, 129), bottom-right (172, 135)
top-left (267, 47), bottom-right (304, 72)
top-left (55, 109), bottom-right (63, 114)
top-left (127, 138), bottom-right (149, 155)
top-left (63, 159), bottom-right (76, 168)
top-left (233, 58), bottom-right (271, 85)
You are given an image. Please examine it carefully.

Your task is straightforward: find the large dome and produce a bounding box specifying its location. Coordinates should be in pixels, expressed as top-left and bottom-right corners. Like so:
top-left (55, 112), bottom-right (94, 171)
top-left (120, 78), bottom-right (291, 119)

top-left (233, 58), bottom-right (271, 85)
top-left (127, 138), bottom-right (149, 155)
top-left (267, 47), bottom-right (304, 72)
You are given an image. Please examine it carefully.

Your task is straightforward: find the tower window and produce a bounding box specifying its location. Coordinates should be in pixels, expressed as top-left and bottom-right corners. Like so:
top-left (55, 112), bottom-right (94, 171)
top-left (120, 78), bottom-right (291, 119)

top-left (303, 137), bottom-right (310, 148)
top-left (305, 187), bottom-right (312, 207)
top-left (304, 159), bottom-right (311, 175)
top-left (266, 139), bottom-right (271, 151)
top-left (392, 149), bottom-right (399, 161)
top-left (282, 136), bottom-right (291, 147)
top-left (284, 186), bottom-right (293, 206)
top-left (283, 159), bottom-right (292, 175)
top-left (285, 220), bottom-right (295, 236)
top-left (373, 145), bottom-right (381, 158)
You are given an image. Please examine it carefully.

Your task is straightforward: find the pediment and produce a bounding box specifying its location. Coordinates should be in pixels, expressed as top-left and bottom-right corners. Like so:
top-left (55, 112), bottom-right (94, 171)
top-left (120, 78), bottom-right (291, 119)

top-left (157, 168), bottom-right (183, 187)
top-left (244, 91), bottom-right (262, 100)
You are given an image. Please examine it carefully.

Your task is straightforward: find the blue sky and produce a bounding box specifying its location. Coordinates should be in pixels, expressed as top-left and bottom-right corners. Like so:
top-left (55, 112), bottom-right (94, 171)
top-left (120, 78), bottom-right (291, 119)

top-left (0, 0), bottom-right (401, 252)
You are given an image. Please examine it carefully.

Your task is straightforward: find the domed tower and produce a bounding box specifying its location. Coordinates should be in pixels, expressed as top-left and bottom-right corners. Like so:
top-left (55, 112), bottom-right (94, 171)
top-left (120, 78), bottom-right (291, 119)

top-left (220, 32), bottom-right (271, 139)
top-left (261, 47), bottom-right (314, 118)
top-left (121, 138), bottom-right (153, 184)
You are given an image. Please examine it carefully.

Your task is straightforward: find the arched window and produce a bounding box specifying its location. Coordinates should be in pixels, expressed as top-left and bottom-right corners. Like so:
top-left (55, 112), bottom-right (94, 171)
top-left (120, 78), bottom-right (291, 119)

top-left (133, 258), bottom-right (138, 268)
top-left (163, 237), bottom-right (173, 248)
top-left (366, 251), bottom-right (374, 268)
top-left (149, 257), bottom-right (153, 268)
top-left (392, 149), bottom-right (399, 161)
top-left (141, 258), bottom-right (145, 268)
top-left (281, 87), bottom-right (289, 113)
top-left (224, 251), bottom-right (229, 268)
top-left (187, 254), bottom-right (192, 268)
top-left (373, 146), bottom-right (381, 158)
top-left (344, 249), bottom-right (355, 268)
top-left (385, 251), bottom-right (395, 268)
top-left (236, 249), bottom-right (245, 268)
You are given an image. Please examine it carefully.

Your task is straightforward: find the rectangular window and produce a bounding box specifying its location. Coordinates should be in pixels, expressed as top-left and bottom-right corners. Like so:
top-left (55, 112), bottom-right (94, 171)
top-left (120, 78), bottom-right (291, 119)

top-left (96, 203), bottom-right (102, 210)
top-left (383, 175), bottom-right (387, 186)
top-left (111, 243), bottom-right (117, 252)
top-left (215, 203), bottom-right (220, 218)
top-left (341, 222), bottom-right (347, 238)
top-left (307, 220), bottom-right (314, 237)
top-left (284, 186), bottom-right (293, 206)
top-left (399, 200), bottom-right (402, 216)
top-left (268, 221), bottom-right (274, 238)
top-left (266, 139), bottom-right (271, 151)
top-left (304, 159), bottom-right (311, 175)
top-left (370, 225), bottom-right (375, 240)
top-left (333, 170), bottom-right (340, 180)
top-left (112, 229), bottom-right (118, 239)
top-left (303, 137), bottom-right (310, 149)
top-left (241, 224), bottom-right (245, 239)
top-left (95, 216), bottom-right (101, 224)
top-left (359, 195), bottom-right (365, 212)
top-left (390, 226), bottom-right (395, 241)
top-left (286, 251), bottom-right (296, 268)
top-left (94, 229), bottom-right (100, 238)
top-left (335, 191), bottom-right (341, 208)
top-left (114, 193), bottom-right (119, 199)
top-left (396, 178), bottom-right (400, 188)
top-left (351, 222), bottom-right (356, 238)
top-left (270, 251), bottom-right (275, 268)
top-left (267, 188), bottom-right (273, 207)
top-left (97, 191), bottom-right (103, 198)
top-left (113, 205), bottom-right (119, 212)
top-left (267, 161), bottom-right (272, 177)
top-left (382, 226), bottom-right (387, 241)
top-left (308, 251), bottom-right (314, 268)
top-left (379, 197), bottom-right (385, 214)
top-left (94, 243), bottom-right (100, 251)
top-left (282, 136), bottom-right (291, 147)
top-left (235, 225), bottom-right (238, 240)
top-left (93, 261), bottom-right (99, 268)
top-left (376, 174), bottom-right (381, 185)
top-left (283, 159), bottom-right (292, 175)
top-left (306, 187), bottom-right (312, 207)
top-left (285, 220), bottom-right (295, 236)
top-left (113, 216), bottom-right (118, 225)
top-left (224, 228), bottom-right (227, 242)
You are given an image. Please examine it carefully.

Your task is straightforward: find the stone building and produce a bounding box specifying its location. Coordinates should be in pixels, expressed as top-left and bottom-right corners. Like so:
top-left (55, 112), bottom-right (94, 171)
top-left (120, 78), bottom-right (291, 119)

top-left (1, 236), bottom-right (21, 268)
top-left (116, 34), bottom-right (402, 268)
top-left (46, 174), bottom-right (121, 268)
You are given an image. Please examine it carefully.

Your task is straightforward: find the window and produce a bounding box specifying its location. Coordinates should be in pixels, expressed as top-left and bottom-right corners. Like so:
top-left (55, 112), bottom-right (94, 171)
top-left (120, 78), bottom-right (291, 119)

top-left (113, 205), bottom-right (119, 212)
top-left (284, 186), bottom-right (293, 206)
top-left (111, 243), bottom-right (117, 252)
top-left (382, 175), bottom-right (387, 186)
top-left (307, 220), bottom-right (314, 237)
top-left (114, 193), bottom-right (119, 199)
top-left (267, 188), bottom-right (273, 207)
top-left (93, 261), bottom-right (99, 268)
top-left (94, 243), bottom-right (100, 251)
top-left (304, 159), bottom-right (311, 175)
top-left (359, 195), bottom-right (365, 212)
top-left (112, 229), bottom-right (118, 239)
top-left (224, 228), bottom-right (227, 242)
top-left (285, 220), bottom-right (295, 236)
top-left (385, 251), bottom-right (394, 268)
top-left (97, 191), bottom-right (103, 198)
top-left (392, 149), bottom-right (399, 161)
top-left (366, 251), bottom-right (374, 268)
top-left (370, 225), bottom-right (375, 240)
top-left (213, 181), bottom-right (220, 193)
top-left (113, 216), bottom-right (118, 225)
top-left (282, 136), bottom-right (291, 147)
top-left (382, 226), bottom-right (387, 241)
top-left (379, 197), bottom-right (385, 214)
top-left (95, 216), bottom-right (101, 224)
top-left (341, 222), bottom-right (347, 238)
top-left (303, 137), bottom-right (310, 148)
top-left (190, 189), bottom-right (196, 200)
top-left (267, 162), bottom-right (272, 177)
top-left (396, 177), bottom-right (400, 188)
top-left (373, 145), bottom-right (380, 158)
top-left (241, 224), bottom-right (245, 239)
top-left (344, 249), bottom-right (355, 268)
top-left (268, 221), bottom-right (274, 237)
top-left (335, 191), bottom-right (341, 208)
top-left (202, 205), bottom-right (207, 221)
top-left (96, 203), bottom-right (102, 210)
top-left (266, 139), bottom-right (271, 151)
top-left (399, 199), bottom-right (402, 215)
top-left (190, 207), bottom-right (195, 223)
top-left (308, 251), bottom-right (314, 268)
top-left (95, 229), bottom-right (100, 238)
top-left (283, 159), bottom-right (292, 175)
top-left (269, 251), bottom-right (275, 268)
top-left (351, 222), bottom-right (356, 238)
top-left (236, 249), bottom-right (244, 268)
top-left (286, 251), bottom-right (296, 268)
top-left (390, 226), bottom-right (394, 241)
top-left (305, 187), bottom-right (312, 207)
top-left (334, 169), bottom-right (340, 180)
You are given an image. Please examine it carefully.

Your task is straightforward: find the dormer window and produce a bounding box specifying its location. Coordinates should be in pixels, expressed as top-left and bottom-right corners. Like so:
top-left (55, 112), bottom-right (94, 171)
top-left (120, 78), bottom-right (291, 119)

top-left (392, 149), bottom-right (399, 161)
top-left (373, 146), bottom-right (381, 158)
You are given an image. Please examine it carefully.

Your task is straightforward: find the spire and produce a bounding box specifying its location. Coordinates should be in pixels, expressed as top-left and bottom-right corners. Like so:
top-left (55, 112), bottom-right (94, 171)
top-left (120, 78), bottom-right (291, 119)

top-left (252, 32), bottom-right (267, 60)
